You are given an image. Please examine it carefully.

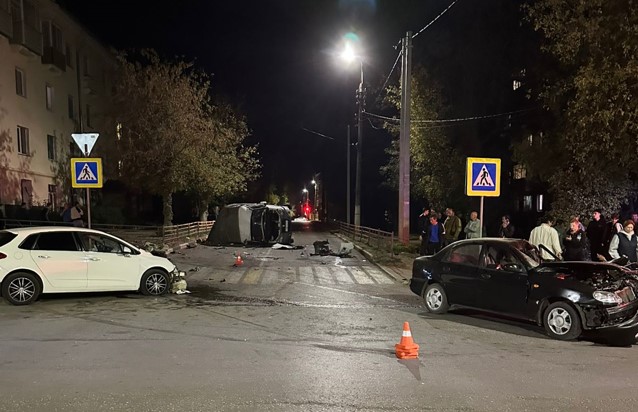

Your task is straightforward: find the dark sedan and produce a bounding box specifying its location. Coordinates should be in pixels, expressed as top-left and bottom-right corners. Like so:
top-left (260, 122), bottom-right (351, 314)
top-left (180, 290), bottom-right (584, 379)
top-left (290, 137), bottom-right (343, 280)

top-left (409, 239), bottom-right (638, 344)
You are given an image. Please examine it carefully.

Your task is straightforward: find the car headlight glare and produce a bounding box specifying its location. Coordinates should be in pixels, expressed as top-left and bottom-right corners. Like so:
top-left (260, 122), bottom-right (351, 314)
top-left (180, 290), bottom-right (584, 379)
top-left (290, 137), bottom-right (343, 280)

top-left (593, 290), bottom-right (623, 305)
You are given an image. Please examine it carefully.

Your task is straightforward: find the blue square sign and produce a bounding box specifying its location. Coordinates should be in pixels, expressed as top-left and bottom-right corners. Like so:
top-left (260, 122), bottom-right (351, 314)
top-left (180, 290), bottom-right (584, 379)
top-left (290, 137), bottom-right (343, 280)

top-left (466, 157), bottom-right (500, 197)
top-left (71, 158), bottom-right (103, 188)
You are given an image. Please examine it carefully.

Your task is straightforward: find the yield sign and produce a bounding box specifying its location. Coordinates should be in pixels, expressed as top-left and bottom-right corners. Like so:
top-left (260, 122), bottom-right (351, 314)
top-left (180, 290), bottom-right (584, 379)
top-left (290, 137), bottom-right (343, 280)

top-left (71, 133), bottom-right (99, 156)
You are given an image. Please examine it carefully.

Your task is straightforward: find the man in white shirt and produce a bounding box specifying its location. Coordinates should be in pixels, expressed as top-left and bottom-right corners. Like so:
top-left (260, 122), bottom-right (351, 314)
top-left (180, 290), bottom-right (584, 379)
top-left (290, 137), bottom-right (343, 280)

top-left (529, 215), bottom-right (562, 261)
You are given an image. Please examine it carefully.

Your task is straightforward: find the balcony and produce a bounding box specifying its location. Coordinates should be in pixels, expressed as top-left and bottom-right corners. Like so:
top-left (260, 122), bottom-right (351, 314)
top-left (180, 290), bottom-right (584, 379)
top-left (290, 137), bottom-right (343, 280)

top-left (42, 46), bottom-right (66, 73)
top-left (10, 19), bottom-right (42, 56)
top-left (0, 6), bottom-right (11, 38)
top-left (82, 75), bottom-right (98, 96)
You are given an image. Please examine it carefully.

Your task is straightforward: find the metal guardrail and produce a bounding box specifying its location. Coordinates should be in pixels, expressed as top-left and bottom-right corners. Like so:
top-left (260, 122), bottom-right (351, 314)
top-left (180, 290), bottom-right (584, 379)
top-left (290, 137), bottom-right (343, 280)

top-left (1, 219), bottom-right (214, 247)
top-left (335, 220), bottom-right (394, 254)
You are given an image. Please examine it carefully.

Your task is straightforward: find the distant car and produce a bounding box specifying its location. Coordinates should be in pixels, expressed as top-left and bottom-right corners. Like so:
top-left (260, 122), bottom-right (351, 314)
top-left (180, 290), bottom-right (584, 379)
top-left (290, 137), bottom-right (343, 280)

top-left (409, 238), bottom-right (638, 344)
top-left (0, 227), bottom-right (178, 305)
top-left (206, 202), bottom-right (293, 245)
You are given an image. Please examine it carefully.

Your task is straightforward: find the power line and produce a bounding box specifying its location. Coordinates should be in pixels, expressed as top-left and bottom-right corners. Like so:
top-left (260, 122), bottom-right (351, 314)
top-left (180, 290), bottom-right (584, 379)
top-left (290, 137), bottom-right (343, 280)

top-left (380, 50), bottom-right (402, 93)
top-left (301, 127), bottom-right (335, 140)
top-left (363, 108), bottom-right (534, 125)
top-left (412, 0), bottom-right (459, 40)
top-left (363, 111), bottom-right (400, 123)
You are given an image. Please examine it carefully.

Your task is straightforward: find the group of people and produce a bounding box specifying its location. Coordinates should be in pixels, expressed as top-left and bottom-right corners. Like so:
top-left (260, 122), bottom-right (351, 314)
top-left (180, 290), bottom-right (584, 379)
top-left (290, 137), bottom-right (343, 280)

top-left (418, 207), bottom-right (480, 255)
top-left (528, 210), bottom-right (637, 262)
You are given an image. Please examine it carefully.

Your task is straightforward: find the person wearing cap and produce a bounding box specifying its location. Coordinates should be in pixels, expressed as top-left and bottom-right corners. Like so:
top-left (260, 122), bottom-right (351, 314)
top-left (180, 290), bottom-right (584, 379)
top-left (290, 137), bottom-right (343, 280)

top-left (586, 209), bottom-right (606, 261)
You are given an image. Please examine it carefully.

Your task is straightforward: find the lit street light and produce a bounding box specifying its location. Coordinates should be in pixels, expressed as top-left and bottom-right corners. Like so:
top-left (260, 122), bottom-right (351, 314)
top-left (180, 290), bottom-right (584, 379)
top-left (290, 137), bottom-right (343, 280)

top-left (311, 178), bottom-right (318, 221)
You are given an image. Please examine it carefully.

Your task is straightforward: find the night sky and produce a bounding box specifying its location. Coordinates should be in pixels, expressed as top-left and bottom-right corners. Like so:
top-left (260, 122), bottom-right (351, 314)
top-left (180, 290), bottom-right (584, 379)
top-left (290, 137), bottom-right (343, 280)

top-left (58, 0), bottom-right (531, 227)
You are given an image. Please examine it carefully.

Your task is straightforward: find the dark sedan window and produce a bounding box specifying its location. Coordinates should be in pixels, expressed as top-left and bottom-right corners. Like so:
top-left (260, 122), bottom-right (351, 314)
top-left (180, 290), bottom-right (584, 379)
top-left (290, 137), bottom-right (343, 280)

top-left (443, 244), bottom-right (481, 266)
top-left (483, 245), bottom-right (523, 270)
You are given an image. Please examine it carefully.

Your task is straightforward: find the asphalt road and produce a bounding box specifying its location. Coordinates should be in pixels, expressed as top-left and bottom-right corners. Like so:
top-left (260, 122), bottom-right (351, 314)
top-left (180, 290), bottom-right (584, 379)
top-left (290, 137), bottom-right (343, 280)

top-left (1, 221), bottom-right (637, 411)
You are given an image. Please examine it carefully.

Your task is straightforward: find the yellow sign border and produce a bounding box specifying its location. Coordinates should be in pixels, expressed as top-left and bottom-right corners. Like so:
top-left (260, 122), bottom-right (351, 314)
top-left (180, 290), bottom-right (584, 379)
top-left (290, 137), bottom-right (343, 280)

top-left (71, 158), bottom-right (103, 188)
top-left (466, 157), bottom-right (501, 197)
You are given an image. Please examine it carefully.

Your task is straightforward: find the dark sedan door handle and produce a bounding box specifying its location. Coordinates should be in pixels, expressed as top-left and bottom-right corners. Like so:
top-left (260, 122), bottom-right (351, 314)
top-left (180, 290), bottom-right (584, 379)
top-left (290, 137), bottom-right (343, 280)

top-left (481, 273), bottom-right (491, 279)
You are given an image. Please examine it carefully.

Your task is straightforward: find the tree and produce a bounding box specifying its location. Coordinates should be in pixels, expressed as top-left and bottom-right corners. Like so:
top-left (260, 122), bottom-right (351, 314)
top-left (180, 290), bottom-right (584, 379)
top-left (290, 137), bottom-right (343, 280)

top-left (108, 50), bottom-right (259, 224)
top-left (521, 0), bottom-right (638, 220)
top-left (381, 67), bottom-right (465, 211)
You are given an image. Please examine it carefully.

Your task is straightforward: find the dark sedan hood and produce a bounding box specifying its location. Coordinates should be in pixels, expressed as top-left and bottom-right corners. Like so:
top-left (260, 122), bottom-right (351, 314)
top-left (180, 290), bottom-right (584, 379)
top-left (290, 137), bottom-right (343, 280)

top-left (537, 261), bottom-right (638, 291)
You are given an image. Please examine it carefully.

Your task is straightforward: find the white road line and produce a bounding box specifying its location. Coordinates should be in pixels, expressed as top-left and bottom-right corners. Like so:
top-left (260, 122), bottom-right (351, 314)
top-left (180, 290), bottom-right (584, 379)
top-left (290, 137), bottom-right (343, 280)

top-left (348, 267), bottom-right (375, 284)
top-left (299, 266), bottom-right (314, 284)
top-left (261, 269), bottom-right (280, 284)
top-left (330, 266), bottom-right (354, 284)
top-left (314, 266), bottom-right (333, 284)
top-left (211, 269), bottom-right (245, 284)
top-left (362, 267), bottom-right (395, 284)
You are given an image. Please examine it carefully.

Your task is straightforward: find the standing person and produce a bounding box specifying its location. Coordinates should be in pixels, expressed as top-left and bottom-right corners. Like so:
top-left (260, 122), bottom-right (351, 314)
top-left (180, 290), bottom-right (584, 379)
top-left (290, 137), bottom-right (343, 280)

top-left (70, 202), bottom-right (84, 227)
top-left (417, 208), bottom-right (430, 237)
top-left (498, 215), bottom-right (515, 238)
top-left (420, 213), bottom-right (446, 255)
top-left (586, 209), bottom-right (607, 261)
top-left (529, 215), bottom-right (562, 261)
top-left (608, 220), bottom-right (638, 262)
top-left (463, 211), bottom-right (481, 239)
top-left (603, 212), bottom-right (623, 258)
top-left (443, 208), bottom-right (462, 244)
top-left (61, 203), bottom-right (72, 224)
top-left (563, 218), bottom-right (589, 261)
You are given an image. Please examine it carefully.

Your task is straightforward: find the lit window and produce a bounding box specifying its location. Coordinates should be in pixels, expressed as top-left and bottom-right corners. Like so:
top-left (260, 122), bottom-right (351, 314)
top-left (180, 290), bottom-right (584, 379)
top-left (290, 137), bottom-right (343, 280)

top-left (47, 135), bottom-right (56, 160)
top-left (15, 68), bottom-right (26, 97)
top-left (513, 80), bottom-right (521, 91)
top-left (45, 84), bottom-right (54, 110)
top-left (523, 195), bottom-right (533, 211)
top-left (513, 164), bottom-right (527, 180)
top-left (527, 134), bottom-right (534, 146)
top-left (17, 126), bottom-right (30, 155)
top-left (536, 194), bottom-right (544, 212)
top-left (116, 122), bottom-right (122, 140)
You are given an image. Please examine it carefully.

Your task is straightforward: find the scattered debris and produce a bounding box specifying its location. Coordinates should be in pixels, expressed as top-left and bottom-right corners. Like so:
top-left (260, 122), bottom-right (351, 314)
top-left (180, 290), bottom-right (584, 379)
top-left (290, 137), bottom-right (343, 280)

top-left (220, 278), bottom-right (226, 283)
top-left (272, 243), bottom-right (294, 249)
top-left (175, 289), bottom-right (191, 295)
top-left (189, 266), bottom-right (201, 272)
top-left (171, 271), bottom-right (189, 294)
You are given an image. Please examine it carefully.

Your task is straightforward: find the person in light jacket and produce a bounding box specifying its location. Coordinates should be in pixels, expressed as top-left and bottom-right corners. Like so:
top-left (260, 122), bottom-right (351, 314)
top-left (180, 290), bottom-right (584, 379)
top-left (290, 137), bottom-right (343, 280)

top-left (608, 220), bottom-right (638, 262)
top-left (464, 211), bottom-right (481, 239)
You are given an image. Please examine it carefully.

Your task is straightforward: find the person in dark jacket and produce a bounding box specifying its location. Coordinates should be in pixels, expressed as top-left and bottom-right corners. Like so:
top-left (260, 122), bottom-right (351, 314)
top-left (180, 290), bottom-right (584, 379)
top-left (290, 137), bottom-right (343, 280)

top-left (417, 208), bottom-right (430, 236)
top-left (563, 219), bottom-right (589, 261)
top-left (608, 220), bottom-right (638, 262)
top-left (498, 215), bottom-right (515, 238)
top-left (586, 209), bottom-right (607, 261)
top-left (420, 214), bottom-right (446, 256)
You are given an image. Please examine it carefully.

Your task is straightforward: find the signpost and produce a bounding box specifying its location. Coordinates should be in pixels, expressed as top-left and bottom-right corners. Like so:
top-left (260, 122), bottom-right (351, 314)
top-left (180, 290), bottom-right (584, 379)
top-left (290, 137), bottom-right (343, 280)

top-left (71, 133), bottom-right (100, 228)
top-left (466, 157), bottom-right (501, 237)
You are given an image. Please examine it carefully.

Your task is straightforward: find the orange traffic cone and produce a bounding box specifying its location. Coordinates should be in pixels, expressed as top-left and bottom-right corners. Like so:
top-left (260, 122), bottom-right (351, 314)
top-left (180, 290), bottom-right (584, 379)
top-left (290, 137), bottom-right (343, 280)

top-left (233, 253), bottom-right (243, 267)
top-left (395, 322), bottom-right (419, 359)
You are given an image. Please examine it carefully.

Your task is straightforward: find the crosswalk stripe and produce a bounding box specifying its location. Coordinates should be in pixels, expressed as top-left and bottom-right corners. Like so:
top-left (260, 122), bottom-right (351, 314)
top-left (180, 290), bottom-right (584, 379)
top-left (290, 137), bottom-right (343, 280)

top-left (362, 267), bottom-right (394, 284)
top-left (261, 269), bottom-right (280, 284)
top-left (348, 267), bottom-right (375, 284)
top-left (314, 266), bottom-right (333, 284)
top-left (217, 269), bottom-right (245, 284)
top-left (330, 266), bottom-right (354, 284)
top-left (242, 268), bottom-right (263, 285)
top-left (299, 266), bottom-right (314, 283)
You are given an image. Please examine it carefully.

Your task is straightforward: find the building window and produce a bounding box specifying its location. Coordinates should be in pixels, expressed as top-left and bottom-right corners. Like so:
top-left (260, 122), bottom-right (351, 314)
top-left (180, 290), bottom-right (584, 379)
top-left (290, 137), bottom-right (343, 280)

top-left (513, 80), bottom-right (521, 91)
top-left (48, 184), bottom-right (57, 208)
top-left (116, 122), bottom-right (122, 140)
top-left (68, 95), bottom-right (74, 119)
top-left (523, 195), bottom-right (533, 211)
top-left (17, 126), bottom-right (30, 155)
top-left (42, 21), bottom-right (63, 52)
top-left (83, 54), bottom-right (90, 76)
top-left (47, 134), bottom-right (56, 160)
top-left (86, 104), bottom-right (92, 127)
top-left (15, 68), bottom-right (26, 97)
top-left (45, 84), bottom-right (54, 110)
top-left (536, 194), bottom-right (544, 212)
top-left (513, 164), bottom-right (527, 180)
top-left (65, 43), bottom-right (73, 67)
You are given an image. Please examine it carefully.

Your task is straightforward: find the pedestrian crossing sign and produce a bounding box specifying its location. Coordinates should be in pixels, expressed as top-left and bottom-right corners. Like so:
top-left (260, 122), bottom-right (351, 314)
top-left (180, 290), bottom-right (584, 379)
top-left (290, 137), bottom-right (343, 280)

top-left (466, 157), bottom-right (500, 197)
top-left (71, 158), bottom-right (103, 188)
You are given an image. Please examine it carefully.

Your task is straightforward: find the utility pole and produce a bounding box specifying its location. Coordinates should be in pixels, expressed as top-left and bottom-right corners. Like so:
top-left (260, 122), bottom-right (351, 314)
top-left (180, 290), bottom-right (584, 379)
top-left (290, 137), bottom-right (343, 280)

top-left (347, 125), bottom-right (351, 224)
top-left (398, 31), bottom-right (412, 244)
top-left (354, 62), bottom-right (364, 228)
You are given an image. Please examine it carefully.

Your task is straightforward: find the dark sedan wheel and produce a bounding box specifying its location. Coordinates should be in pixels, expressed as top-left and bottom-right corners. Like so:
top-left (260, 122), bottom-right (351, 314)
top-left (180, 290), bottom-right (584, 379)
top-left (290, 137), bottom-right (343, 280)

top-left (543, 302), bottom-right (582, 340)
top-left (2, 272), bottom-right (41, 305)
top-left (423, 284), bottom-right (449, 314)
top-left (140, 269), bottom-right (170, 296)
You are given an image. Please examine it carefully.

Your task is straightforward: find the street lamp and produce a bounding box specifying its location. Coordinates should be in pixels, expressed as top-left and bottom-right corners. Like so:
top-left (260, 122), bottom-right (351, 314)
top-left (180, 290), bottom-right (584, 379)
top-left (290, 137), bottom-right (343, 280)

top-left (302, 188), bottom-right (309, 219)
top-left (311, 178), bottom-right (318, 221)
top-left (341, 38), bottom-right (364, 228)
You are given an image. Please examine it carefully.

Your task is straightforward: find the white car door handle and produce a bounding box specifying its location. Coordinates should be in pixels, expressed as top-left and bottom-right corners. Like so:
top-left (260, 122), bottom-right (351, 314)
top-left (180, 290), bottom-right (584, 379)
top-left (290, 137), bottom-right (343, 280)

top-left (38, 255), bottom-right (51, 259)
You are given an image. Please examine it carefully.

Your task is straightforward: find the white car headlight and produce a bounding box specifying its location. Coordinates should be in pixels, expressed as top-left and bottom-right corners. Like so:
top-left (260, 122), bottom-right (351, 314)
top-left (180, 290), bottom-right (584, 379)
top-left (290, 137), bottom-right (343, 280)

top-left (593, 291), bottom-right (623, 305)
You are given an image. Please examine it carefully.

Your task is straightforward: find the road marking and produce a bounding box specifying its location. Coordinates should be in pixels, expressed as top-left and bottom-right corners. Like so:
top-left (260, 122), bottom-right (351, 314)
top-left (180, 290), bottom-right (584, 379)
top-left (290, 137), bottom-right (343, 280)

top-left (261, 269), bottom-right (280, 284)
top-left (241, 268), bottom-right (263, 285)
top-left (362, 267), bottom-right (394, 284)
top-left (217, 269), bottom-right (244, 284)
top-left (348, 267), bottom-right (375, 284)
top-left (314, 266), bottom-right (333, 284)
top-left (330, 266), bottom-right (354, 284)
top-left (299, 266), bottom-right (314, 284)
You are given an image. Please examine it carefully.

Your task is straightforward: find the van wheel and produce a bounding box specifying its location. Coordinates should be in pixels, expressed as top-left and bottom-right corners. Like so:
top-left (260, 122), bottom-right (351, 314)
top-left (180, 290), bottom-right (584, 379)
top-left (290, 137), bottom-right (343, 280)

top-left (2, 272), bottom-right (41, 305)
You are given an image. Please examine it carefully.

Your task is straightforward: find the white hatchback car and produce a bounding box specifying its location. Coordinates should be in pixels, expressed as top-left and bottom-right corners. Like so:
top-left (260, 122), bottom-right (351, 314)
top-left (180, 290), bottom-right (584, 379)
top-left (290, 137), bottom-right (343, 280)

top-left (0, 227), bottom-right (178, 305)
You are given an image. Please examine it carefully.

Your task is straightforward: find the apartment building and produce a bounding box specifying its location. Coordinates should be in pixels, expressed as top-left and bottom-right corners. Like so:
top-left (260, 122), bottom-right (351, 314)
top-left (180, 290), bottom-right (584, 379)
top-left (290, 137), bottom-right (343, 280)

top-left (0, 0), bottom-right (114, 209)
